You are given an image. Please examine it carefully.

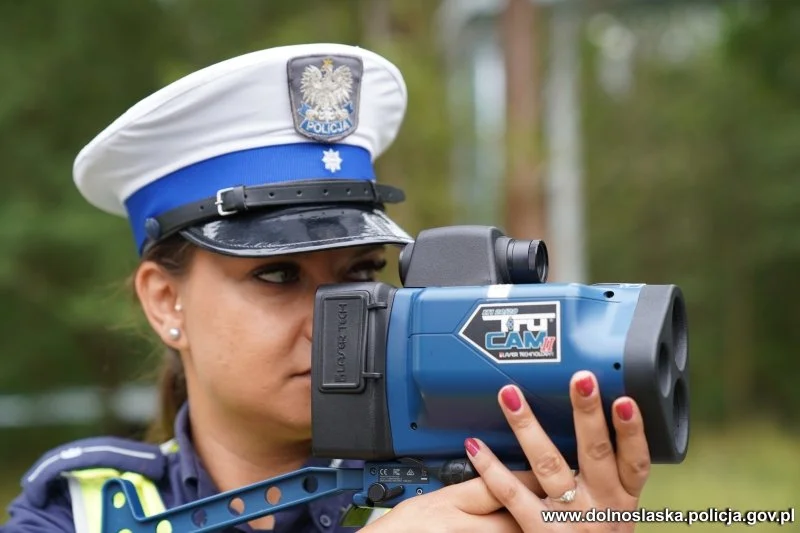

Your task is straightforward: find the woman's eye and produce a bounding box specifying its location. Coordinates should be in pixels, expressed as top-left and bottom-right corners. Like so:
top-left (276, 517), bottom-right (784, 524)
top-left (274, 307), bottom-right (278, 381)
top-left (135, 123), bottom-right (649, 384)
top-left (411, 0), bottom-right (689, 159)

top-left (255, 267), bottom-right (299, 284)
top-left (348, 259), bottom-right (387, 281)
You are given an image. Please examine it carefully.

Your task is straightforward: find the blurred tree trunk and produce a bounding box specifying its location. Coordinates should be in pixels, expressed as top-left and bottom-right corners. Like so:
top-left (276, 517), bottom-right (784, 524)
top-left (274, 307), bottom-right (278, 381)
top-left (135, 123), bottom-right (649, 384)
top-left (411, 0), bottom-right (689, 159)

top-left (361, 0), bottom-right (390, 45)
top-left (502, 0), bottom-right (546, 241)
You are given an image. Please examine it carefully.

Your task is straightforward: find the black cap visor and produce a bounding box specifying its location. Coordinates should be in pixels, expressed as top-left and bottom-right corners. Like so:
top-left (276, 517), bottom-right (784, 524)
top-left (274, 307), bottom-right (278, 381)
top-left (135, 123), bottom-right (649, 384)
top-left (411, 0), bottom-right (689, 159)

top-left (178, 204), bottom-right (413, 257)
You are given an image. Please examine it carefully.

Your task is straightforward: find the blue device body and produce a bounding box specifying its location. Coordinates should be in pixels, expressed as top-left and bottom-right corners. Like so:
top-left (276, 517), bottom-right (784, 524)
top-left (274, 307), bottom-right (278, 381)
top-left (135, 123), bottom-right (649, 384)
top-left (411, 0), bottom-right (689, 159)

top-left (385, 283), bottom-right (634, 467)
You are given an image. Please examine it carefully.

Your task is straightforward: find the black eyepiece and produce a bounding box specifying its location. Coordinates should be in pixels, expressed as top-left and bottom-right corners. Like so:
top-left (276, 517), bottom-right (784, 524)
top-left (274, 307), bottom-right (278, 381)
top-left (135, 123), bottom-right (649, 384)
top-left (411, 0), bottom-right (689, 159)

top-left (397, 227), bottom-right (549, 288)
top-left (398, 242), bottom-right (414, 286)
top-left (496, 238), bottom-right (548, 284)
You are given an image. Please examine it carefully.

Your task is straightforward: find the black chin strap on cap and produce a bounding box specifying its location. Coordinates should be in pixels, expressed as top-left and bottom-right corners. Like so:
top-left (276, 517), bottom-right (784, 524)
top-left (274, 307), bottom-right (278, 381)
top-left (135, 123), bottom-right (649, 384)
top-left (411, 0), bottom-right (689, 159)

top-left (143, 179), bottom-right (406, 243)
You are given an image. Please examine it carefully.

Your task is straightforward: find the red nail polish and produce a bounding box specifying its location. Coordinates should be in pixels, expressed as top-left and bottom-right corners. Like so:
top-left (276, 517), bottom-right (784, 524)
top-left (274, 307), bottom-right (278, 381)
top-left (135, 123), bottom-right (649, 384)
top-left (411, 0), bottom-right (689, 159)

top-left (465, 438), bottom-right (480, 457)
top-left (616, 401), bottom-right (634, 421)
top-left (501, 386), bottom-right (522, 412)
top-left (576, 375), bottom-right (594, 397)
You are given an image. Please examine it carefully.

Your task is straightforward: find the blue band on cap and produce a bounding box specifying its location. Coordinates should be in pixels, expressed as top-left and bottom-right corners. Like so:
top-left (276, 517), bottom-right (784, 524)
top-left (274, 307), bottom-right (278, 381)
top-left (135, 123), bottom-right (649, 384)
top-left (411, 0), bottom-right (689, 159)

top-left (124, 142), bottom-right (375, 254)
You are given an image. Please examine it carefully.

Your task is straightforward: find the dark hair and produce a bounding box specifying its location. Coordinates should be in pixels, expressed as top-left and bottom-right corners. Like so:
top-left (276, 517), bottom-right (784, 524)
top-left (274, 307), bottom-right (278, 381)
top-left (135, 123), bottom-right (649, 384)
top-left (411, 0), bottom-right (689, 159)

top-left (136, 234), bottom-right (197, 444)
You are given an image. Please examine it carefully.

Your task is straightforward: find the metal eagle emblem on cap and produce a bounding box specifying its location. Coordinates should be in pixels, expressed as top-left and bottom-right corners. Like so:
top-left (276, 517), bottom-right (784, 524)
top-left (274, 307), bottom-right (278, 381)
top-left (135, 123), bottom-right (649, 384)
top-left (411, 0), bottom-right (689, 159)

top-left (288, 55), bottom-right (363, 142)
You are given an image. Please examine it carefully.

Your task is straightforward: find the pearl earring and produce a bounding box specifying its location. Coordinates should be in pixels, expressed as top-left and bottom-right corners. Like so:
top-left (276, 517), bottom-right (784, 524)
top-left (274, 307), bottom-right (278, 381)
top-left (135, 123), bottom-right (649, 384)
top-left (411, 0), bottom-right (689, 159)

top-left (168, 327), bottom-right (181, 340)
top-left (174, 303), bottom-right (182, 312)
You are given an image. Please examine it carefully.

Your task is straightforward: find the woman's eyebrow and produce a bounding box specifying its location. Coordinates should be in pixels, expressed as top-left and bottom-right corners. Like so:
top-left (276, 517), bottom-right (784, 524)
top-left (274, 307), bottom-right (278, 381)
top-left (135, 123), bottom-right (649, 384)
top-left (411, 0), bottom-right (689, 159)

top-left (352, 245), bottom-right (386, 257)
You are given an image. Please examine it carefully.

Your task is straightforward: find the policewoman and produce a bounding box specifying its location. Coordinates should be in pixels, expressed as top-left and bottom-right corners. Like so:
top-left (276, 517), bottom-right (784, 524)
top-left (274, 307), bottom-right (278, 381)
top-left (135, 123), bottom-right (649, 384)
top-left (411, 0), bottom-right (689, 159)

top-left (2, 44), bottom-right (653, 533)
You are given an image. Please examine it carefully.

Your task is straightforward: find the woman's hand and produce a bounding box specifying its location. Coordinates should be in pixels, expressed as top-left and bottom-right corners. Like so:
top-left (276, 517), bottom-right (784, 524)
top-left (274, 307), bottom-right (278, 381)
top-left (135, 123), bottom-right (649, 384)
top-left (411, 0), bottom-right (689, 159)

top-left (465, 370), bottom-right (651, 532)
top-left (361, 470), bottom-right (543, 533)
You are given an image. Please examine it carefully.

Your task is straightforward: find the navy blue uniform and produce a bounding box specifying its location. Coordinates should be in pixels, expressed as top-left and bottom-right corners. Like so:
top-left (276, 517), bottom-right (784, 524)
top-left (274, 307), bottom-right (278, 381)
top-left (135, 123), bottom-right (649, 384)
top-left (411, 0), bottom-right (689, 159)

top-left (2, 403), bottom-right (365, 532)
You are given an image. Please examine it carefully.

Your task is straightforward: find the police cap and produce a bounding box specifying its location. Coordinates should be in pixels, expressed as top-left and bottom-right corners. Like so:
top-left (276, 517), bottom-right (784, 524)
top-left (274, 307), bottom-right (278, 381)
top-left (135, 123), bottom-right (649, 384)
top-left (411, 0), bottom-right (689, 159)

top-left (73, 43), bottom-right (413, 257)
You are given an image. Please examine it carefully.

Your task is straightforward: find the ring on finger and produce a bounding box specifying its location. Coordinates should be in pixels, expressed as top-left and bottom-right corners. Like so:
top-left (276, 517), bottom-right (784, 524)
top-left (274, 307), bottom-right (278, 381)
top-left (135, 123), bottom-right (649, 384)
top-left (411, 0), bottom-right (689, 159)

top-left (548, 469), bottom-right (578, 503)
top-left (552, 470), bottom-right (578, 503)
top-left (553, 486), bottom-right (577, 503)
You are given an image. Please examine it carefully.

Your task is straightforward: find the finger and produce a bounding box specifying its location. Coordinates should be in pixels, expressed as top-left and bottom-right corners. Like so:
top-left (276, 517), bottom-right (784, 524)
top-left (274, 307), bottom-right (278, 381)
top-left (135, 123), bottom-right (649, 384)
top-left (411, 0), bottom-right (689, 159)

top-left (464, 437), bottom-right (543, 529)
top-left (498, 384), bottom-right (576, 500)
top-left (442, 470), bottom-right (545, 515)
top-left (513, 470), bottom-right (547, 499)
top-left (478, 510), bottom-right (525, 533)
top-left (570, 371), bottom-right (620, 491)
top-left (612, 396), bottom-right (651, 498)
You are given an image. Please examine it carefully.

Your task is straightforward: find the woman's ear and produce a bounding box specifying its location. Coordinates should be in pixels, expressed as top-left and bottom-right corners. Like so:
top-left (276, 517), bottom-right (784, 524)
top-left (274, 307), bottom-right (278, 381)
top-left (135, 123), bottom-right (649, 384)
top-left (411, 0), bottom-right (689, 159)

top-left (135, 261), bottom-right (187, 350)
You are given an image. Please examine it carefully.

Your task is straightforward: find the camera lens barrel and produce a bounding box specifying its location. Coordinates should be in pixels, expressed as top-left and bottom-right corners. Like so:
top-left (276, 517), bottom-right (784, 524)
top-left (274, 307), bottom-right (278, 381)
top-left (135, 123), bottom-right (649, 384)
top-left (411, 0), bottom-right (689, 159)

top-left (496, 237), bottom-right (549, 284)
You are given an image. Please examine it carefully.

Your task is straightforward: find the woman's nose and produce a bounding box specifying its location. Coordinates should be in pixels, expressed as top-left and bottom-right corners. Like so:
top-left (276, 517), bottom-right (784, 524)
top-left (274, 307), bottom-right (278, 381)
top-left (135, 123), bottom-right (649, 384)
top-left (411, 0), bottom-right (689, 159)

top-left (302, 312), bottom-right (314, 342)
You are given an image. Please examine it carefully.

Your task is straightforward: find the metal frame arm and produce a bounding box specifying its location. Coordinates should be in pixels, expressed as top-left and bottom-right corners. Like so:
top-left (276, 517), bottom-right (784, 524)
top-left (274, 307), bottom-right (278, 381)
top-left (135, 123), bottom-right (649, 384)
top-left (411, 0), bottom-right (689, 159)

top-left (101, 467), bottom-right (364, 533)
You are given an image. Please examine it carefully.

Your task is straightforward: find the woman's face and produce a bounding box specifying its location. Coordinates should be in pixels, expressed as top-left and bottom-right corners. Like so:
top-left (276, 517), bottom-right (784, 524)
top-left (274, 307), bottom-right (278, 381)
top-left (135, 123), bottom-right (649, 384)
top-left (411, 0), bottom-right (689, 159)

top-left (155, 244), bottom-right (387, 441)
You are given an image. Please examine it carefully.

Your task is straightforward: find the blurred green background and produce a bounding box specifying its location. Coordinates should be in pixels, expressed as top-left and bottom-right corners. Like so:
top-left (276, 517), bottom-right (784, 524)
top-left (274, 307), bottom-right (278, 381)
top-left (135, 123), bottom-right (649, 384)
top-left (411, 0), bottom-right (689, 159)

top-left (1, 0), bottom-right (798, 531)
